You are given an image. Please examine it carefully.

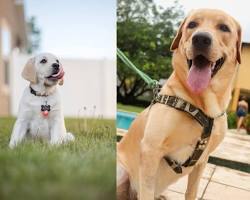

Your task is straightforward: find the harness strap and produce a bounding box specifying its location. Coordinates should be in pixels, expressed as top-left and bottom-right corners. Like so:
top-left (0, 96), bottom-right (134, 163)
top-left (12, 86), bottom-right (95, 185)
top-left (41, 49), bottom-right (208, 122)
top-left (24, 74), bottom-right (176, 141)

top-left (153, 94), bottom-right (214, 174)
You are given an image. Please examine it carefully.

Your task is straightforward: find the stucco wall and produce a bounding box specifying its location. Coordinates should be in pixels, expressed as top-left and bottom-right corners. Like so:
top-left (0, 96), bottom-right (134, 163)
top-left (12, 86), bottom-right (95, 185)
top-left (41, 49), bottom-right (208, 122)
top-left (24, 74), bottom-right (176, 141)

top-left (234, 44), bottom-right (250, 90)
top-left (230, 44), bottom-right (250, 111)
top-left (0, 0), bottom-right (27, 116)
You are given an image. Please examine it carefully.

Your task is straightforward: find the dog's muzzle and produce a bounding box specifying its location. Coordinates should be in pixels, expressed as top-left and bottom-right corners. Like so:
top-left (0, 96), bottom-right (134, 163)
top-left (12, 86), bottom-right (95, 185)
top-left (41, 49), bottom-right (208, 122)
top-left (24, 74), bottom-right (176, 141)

top-left (187, 56), bottom-right (225, 78)
top-left (46, 63), bottom-right (64, 81)
top-left (186, 32), bottom-right (225, 94)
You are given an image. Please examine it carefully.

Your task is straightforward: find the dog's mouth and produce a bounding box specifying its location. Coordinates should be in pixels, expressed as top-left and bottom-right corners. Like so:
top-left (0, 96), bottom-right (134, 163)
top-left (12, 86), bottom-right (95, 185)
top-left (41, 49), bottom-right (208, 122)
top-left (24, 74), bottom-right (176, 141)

top-left (46, 68), bottom-right (64, 81)
top-left (186, 55), bottom-right (225, 94)
top-left (187, 55), bottom-right (225, 77)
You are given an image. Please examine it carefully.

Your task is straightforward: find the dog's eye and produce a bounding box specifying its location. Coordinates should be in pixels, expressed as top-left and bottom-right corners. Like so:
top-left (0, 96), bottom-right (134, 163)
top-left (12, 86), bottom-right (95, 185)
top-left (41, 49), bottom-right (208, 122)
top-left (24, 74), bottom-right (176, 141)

top-left (40, 59), bottom-right (47, 64)
top-left (187, 21), bottom-right (198, 29)
top-left (219, 24), bottom-right (230, 32)
top-left (56, 59), bottom-right (59, 63)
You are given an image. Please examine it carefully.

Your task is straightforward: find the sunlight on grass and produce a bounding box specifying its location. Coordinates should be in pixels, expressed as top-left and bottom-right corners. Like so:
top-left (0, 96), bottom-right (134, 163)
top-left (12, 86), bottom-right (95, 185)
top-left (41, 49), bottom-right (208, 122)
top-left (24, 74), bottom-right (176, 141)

top-left (117, 103), bottom-right (145, 113)
top-left (0, 117), bottom-right (116, 200)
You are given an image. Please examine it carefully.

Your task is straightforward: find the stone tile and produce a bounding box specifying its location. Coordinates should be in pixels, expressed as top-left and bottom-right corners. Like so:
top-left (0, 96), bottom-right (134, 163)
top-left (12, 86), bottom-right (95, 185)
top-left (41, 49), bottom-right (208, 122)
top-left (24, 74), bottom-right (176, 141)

top-left (211, 131), bottom-right (250, 164)
top-left (168, 177), bottom-right (208, 198)
top-left (211, 166), bottom-right (250, 191)
top-left (166, 164), bottom-right (214, 197)
top-left (203, 181), bottom-right (250, 200)
top-left (202, 164), bottom-right (216, 179)
top-left (167, 176), bottom-right (187, 193)
top-left (229, 129), bottom-right (247, 135)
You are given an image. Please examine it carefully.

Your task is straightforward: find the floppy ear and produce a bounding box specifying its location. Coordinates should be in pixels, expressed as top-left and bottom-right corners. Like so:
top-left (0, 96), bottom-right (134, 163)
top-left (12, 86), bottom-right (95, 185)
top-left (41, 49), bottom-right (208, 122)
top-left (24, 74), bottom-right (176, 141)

top-left (236, 25), bottom-right (242, 64)
top-left (58, 78), bottom-right (64, 86)
top-left (170, 17), bottom-right (187, 51)
top-left (22, 57), bottom-right (37, 83)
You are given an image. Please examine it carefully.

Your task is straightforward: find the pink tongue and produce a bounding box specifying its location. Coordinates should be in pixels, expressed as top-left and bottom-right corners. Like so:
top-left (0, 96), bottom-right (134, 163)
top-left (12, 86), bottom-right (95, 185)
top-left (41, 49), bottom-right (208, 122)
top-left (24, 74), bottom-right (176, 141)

top-left (187, 64), bottom-right (211, 94)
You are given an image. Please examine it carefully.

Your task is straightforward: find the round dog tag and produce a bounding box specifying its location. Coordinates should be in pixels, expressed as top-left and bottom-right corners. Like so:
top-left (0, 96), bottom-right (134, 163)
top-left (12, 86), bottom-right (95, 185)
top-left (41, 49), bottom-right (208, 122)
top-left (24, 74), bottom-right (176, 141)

top-left (41, 101), bottom-right (50, 117)
top-left (42, 110), bottom-right (49, 117)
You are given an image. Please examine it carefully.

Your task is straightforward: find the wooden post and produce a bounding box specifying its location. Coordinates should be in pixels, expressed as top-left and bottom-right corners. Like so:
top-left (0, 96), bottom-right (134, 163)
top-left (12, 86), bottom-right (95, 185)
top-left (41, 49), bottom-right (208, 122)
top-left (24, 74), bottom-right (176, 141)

top-left (231, 88), bottom-right (240, 112)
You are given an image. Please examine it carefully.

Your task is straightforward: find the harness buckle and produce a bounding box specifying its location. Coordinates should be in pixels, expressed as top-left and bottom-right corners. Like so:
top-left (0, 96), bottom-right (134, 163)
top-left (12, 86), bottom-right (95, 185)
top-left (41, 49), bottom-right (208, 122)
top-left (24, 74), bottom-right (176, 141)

top-left (197, 138), bottom-right (208, 150)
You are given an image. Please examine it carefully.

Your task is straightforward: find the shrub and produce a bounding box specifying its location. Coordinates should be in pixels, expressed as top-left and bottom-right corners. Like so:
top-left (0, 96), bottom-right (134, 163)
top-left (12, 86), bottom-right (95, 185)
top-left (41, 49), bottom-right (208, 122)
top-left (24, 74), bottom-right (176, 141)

top-left (227, 112), bottom-right (237, 129)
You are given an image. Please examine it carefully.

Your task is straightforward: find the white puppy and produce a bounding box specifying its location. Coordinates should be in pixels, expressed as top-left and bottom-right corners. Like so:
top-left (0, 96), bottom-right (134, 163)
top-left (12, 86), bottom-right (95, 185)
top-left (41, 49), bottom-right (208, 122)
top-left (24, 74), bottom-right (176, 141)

top-left (9, 53), bottom-right (74, 148)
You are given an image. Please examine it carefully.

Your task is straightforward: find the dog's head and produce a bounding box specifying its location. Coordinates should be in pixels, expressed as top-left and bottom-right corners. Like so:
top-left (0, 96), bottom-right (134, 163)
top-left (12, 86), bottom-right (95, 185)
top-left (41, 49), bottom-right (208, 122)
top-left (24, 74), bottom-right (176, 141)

top-left (171, 9), bottom-right (241, 94)
top-left (22, 53), bottom-right (64, 87)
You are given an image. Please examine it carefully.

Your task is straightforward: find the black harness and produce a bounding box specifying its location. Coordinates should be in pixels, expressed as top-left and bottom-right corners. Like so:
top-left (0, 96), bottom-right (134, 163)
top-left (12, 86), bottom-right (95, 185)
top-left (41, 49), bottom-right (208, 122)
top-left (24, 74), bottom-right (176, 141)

top-left (152, 93), bottom-right (224, 174)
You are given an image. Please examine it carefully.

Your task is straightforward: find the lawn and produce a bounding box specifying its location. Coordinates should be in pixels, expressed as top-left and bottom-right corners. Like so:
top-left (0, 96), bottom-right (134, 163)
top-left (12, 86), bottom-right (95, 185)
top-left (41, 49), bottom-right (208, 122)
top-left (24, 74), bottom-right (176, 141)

top-left (0, 117), bottom-right (116, 200)
top-left (117, 103), bottom-right (145, 113)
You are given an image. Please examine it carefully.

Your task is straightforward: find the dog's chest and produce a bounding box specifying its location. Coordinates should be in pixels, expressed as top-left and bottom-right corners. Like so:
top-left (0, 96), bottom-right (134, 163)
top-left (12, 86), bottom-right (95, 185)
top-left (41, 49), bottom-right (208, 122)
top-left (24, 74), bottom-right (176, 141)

top-left (166, 117), bottom-right (226, 164)
top-left (29, 118), bottom-right (50, 139)
top-left (168, 144), bottom-right (196, 164)
top-left (25, 93), bottom-right (60, 139)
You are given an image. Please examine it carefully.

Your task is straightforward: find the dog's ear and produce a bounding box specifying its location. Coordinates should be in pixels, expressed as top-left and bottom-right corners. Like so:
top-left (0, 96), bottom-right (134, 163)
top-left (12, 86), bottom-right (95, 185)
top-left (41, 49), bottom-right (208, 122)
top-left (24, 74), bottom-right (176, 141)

top-left (58, 78), bottom-right (64, 86)
top-left (170, 17), bottom-right (187, 51)
top-left (236, 24), bottom-right (242, 64)
top-left (22, 57), bottom-right (37, 83)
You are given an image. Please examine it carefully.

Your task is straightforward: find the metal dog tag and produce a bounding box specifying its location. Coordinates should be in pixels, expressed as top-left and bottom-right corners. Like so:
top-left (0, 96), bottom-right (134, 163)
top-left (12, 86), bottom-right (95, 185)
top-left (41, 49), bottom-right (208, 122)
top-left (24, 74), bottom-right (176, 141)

top-left (41, 101), bottom-right (51, 117)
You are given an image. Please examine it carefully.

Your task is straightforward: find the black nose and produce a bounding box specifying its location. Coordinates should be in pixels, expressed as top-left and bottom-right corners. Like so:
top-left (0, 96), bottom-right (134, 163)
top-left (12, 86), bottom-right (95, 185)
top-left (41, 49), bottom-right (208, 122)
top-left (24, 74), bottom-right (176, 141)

top-left (52, 63), bottom-right (59, 71)
top-left (192, 32), bottom-right (212, 50)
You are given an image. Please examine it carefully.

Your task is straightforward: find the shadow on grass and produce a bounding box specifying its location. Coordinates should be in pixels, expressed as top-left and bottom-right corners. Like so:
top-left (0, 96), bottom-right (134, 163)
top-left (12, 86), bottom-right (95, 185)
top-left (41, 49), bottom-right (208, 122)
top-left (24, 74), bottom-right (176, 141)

top-left (0, 117), bottom-right (116, 200)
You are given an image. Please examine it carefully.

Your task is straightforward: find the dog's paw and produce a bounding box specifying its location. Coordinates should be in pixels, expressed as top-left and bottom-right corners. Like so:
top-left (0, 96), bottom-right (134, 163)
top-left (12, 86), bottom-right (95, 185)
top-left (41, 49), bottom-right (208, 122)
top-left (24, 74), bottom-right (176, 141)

top-left (64, 132), bottom-right (75, 142)
top-left (49, 139), bottom-right (63, 146)
top-left (9, 141), bottom-right (17, 149)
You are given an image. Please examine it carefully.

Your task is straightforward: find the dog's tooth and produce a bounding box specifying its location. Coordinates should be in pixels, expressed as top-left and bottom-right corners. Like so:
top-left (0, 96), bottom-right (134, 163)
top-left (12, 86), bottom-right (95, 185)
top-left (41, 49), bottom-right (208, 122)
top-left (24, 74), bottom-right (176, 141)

top-left (211, 63), bottom-right (216, 70)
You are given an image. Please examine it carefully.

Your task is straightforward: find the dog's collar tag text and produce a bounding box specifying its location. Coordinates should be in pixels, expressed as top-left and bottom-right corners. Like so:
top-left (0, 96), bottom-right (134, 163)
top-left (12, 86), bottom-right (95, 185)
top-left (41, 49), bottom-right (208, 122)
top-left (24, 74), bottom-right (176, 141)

top-left (41, 101), bottom-right (51, 117)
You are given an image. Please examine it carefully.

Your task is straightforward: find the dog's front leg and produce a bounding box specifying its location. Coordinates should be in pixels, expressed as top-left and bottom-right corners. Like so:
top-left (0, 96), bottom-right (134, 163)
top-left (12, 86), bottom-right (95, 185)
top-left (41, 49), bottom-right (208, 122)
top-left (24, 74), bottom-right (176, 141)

top-left (50, 119), bottom-right (65, 145)
top-left (185, 158), bottom-right (208, 200)
top-left (9, 119), bottom-right (28, 148)
top-left (139, 142), bottom-right (162, 200)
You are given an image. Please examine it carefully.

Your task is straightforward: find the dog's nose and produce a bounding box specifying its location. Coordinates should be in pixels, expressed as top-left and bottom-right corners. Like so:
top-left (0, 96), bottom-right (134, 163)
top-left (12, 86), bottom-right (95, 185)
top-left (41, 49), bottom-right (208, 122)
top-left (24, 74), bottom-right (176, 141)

top-left (192, 32), bottom-right (212, 50)
top-left (52, 63), bottom-right (59, 71)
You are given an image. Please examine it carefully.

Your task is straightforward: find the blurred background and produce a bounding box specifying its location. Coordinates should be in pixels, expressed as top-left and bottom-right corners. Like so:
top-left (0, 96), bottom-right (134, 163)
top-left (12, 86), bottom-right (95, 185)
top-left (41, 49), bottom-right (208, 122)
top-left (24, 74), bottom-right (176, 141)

top-left (0, 0), bottom-right (116, 118)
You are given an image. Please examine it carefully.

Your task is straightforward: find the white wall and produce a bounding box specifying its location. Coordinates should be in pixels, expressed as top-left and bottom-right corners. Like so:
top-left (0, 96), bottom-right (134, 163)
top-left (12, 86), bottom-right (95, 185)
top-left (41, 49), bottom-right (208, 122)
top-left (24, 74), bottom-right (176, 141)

top-left (9, 50), bottom-right (116, 118)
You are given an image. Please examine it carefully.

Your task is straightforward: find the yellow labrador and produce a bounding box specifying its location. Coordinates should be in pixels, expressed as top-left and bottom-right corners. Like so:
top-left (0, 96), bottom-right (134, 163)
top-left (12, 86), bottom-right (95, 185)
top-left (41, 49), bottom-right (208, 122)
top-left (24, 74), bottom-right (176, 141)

top-left (117, 9), bottom-right (241, 200)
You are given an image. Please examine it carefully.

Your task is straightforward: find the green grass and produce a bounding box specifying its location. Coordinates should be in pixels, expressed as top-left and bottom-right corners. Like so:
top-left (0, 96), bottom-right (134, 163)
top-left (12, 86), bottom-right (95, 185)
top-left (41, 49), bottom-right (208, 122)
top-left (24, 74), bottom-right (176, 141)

top-left (117, 103), bottom-right (145, 113)
top-left (0, 117), bottom-right (116, 200)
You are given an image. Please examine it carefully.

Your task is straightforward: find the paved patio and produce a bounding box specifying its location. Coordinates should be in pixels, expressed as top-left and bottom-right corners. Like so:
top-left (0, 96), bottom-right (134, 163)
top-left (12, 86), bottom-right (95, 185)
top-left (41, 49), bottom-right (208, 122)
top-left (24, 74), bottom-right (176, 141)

top-left (164, 129), bottom-right (250, 199)
top-left (211, 129), bottom-right (250, 165)
top-left (163, 163), bottom-right (250, 199)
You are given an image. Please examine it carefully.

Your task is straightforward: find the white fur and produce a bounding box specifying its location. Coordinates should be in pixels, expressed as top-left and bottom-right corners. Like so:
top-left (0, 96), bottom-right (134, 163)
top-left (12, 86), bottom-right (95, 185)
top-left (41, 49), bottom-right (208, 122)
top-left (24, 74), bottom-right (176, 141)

top-left (9, 53), bottom-right (74, 148)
